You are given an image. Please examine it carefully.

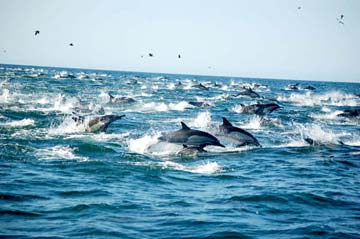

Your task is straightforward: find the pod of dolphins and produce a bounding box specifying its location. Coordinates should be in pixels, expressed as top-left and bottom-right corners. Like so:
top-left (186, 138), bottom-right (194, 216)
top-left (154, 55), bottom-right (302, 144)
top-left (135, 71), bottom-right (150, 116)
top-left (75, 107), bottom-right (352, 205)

top-left (66, 81), bottom-right (359, 154)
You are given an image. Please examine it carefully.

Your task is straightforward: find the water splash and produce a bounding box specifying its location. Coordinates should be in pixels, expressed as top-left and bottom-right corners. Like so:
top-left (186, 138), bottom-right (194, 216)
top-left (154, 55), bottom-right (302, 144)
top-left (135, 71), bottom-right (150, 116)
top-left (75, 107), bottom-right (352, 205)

top-left (189, 111), bottom-right (212, 129)
top-left (128, 133), bottom-right (161, 155)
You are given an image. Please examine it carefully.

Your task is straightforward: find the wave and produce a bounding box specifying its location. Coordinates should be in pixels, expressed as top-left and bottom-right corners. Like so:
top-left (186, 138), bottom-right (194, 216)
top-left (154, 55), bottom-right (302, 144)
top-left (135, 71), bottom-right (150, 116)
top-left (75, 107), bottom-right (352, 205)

top-left (0, 88), bottom-right (10, 103)
top-left (48, 116), bottom-right (87, 135)
top-left (35, 145), bottom-right (88, 161)
top-left (276, 123), bottom-right (346, 147)
top-left (124, 101), bottom-right (190, 113)
top-left (128, 133), bottom-right (162, 155)
top-left (277, 91), bottom-right (358, 107)
top-left (1, 118), bottom-right (35, 127)
top-left (133, 160), bottom-right (221, 174)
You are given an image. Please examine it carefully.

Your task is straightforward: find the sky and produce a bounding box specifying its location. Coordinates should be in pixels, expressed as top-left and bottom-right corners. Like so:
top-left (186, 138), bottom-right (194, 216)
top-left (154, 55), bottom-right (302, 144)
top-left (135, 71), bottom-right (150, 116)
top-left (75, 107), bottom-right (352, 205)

top-left (0, 0), bottom-right (359, 83)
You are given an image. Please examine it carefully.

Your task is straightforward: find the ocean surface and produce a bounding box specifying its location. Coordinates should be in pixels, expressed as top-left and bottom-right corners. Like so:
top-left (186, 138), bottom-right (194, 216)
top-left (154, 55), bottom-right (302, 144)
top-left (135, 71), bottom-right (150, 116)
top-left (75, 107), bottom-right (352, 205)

top-left (0, 64), bottom-right (359, 238)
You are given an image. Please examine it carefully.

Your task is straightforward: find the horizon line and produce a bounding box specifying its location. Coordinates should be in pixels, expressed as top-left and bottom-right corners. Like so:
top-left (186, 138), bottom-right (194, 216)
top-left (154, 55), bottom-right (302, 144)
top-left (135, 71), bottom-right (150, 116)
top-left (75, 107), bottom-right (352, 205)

top-left (0, 62), bottom-right (358, 84)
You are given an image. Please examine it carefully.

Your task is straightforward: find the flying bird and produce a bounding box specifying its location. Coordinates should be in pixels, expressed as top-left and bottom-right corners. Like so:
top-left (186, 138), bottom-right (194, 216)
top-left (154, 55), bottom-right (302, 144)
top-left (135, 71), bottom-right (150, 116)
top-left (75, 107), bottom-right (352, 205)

top-left (178, 54), bottom-right (181, 58)
top-left (69, 43), bottom-right (74, 46)
top-left (148, 53), bottom-right (153, 57)
top-left (35, 30), bottom-right (40, 36)
top-left (297, 6), bottom-right (301, 10)
top-left (337, 14), bottom-right (344, 24)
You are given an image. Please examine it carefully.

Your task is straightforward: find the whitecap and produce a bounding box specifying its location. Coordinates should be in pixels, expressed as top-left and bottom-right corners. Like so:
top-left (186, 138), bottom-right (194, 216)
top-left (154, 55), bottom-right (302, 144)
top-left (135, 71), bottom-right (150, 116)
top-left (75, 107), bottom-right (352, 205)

top-left (35, 145), bottom-right (88, 161)
top-left (137, 161), bottom-right (221, 174)
top-left (241, 116), bottom-right (263, 130)
top-left (0, 89), bottom-right (10, 103)
top-left (310, 110), bottom-right (343, 120)
top-left (1, 119), bottom-right (35, 127)
top-left (277, 91), bottom-right (358, 107)
top-left (161, 161), bottom-right (221, 174)
top-left (296, 123), bottom-right (343, 145)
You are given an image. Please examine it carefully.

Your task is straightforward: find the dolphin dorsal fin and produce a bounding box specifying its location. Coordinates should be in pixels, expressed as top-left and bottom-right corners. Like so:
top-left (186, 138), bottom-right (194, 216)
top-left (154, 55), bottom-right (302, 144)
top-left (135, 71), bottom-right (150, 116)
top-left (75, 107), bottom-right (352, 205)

top-left (181, 122), bottom-right (190, 130)
top-left (183, 144), bottom-right (188, 148)
top-left (222, 117), bottom-right (232, 126)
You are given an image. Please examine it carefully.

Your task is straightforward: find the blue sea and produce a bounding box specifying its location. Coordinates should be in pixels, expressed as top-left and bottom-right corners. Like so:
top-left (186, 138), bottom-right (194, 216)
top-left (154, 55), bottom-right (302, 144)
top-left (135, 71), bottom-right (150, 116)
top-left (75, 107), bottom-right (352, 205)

top-left (1, 64), bottom-right (359, 238)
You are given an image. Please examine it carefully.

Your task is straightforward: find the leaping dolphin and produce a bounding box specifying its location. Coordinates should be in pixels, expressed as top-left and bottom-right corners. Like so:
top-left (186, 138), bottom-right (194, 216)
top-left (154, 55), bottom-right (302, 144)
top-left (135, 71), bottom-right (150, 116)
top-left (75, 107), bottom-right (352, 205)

top-left (72, 114), bottom-right (125, 133)
top-left (217, 117), bottom-right (261, 147)
top-left (158, 122), bottom-right (224, 151)
top-left (233, 88), bottom-right (260, 98)
top-left (108, 93), bottom-right (136, 104)
top-left (192, 83), bottom-right (208, 90)
top-left (240, 102), bottom-right (280, 116)
top-left (86, 115), bottom-right (125, 133)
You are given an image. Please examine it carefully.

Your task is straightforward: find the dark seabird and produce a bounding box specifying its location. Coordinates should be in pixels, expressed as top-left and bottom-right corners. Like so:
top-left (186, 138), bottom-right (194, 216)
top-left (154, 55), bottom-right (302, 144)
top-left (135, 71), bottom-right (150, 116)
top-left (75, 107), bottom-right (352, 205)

top-left (337, 15), bottom-right (344, 24)
top-left (178, 54), bottom-right (181, 58)
top-left (297, 6), bottom-right (301, 10)
top-left (149, 53), bottom-right (153, 57)
top-left (69, 43), bottom-right (74, 46)
top-left (35, 30), bottom-right (40, 36)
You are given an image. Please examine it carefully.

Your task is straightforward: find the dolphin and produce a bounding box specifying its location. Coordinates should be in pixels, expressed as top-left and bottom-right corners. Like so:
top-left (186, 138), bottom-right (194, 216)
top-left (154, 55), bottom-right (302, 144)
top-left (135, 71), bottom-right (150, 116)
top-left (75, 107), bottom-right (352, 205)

top-left (254, 103), bottom-right (280, 115)
top-left (108, 93), bottom-right (136, 104)
top-left (217, 117), bottom-right (260, 147)
top-left (337, 108), bottom-right (360, 118)
top-left (287, 83), bottom-right (299, 90)
top-left (240, 102), bottom-right (280, 116)
top-left (304, 137), bottom-right (344, 146)
top-left (233, 88), bottom-right (260, 98)
top-left (86, 115), bottom-right (125, 133)
top-left (174, 81), bottom-right (184, 89)
top-left (72, 114), bottom-right (125, 133)
top-left (212, 82), bottom-right (223, 88)
top-left (188, 101), bottom-right (212, 108)
top-left (158, 122), bottom-right (225, 150)
top-left (192, 83), bottom-right (208, 90)
top-left (304, 85), bottom-right (315, 91)
top-left (177, 144), bottom-right (206, 156)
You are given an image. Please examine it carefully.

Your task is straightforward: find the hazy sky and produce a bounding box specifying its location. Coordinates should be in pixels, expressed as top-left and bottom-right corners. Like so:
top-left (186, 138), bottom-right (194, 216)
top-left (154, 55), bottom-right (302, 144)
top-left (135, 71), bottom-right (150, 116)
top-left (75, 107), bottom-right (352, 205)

top-left (0, 0), bottom-right (359, 82)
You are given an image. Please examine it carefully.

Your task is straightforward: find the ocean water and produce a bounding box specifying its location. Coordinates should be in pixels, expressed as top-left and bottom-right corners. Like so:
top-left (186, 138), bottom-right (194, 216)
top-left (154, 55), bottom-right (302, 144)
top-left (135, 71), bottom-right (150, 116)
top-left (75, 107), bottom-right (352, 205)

top-left (0, 64), bottom-right (359, 238)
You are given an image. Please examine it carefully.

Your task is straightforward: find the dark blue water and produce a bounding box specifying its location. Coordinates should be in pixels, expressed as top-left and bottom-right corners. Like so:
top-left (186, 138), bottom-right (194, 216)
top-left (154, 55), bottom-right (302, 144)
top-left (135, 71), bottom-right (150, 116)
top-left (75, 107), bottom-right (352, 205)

top-left (1, 64), bottom-right (359, 238)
